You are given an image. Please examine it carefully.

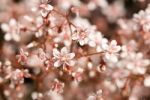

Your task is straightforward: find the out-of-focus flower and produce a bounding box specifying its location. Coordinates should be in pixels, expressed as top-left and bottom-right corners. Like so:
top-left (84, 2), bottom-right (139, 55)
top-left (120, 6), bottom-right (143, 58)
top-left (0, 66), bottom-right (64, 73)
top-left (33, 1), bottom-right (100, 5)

top-left (72, 68), bottom-right (84, 82)
top-left (87, 89), bottom-right (103, 100)
top-left (51, 79), bottom-right (65, 93)
top-left (16, 49), bottom-right (29, 65)
top-left (39, 3), bottom-right (53, 17)
top-left (120, 40), bottom-right (137, 58)
top-left (102, 39), bottom-right (121, 62)
top-left (53, 47), bottom-right (75, 67)
top-left (31, 92), bottom-right (43, 100)
top-left (126, 52), bottom-right (150, 74)
top-left (1, 18), bottom-right (21, 42)
top-left (54, 29), bottom-right (72, 46)
top-left (88, 32), bottom-right (103, 51)
top-left (101, 1), bottom-right (125, 22)
top-left (133, 7), bottom-right (150, 32)
top-left (37, 48), bottom-right (47, 61)
top-left (5, 69), bottom-right (30, 85)
top-left (46, 90), bottom-right (63, 100)
top-left (144, 76), bottom-right (150, 87)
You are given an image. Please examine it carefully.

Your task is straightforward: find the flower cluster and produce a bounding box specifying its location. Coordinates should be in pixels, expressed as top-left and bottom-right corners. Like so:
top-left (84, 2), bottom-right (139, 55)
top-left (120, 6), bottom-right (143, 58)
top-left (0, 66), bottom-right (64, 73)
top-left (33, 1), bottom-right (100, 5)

top-left (0, 0), bottom-right (150, 100)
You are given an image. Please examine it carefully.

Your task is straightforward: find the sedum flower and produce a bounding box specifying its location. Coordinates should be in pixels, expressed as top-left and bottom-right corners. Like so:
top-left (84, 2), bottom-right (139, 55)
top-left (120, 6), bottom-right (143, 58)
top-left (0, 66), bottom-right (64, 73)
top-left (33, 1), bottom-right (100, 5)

top-left (53, 47), bottom-right (75, 67)
top-left (1, 18), bottom-right (20, 42)
top-left (5, 69), bottom-right (30, 85)
top-left (72, 29), bottom-right (89, 46)
top-left (126, 52), bottom-right (150, 74)
top-left (16, 49), bottom-right (29, 65)
top-left (133, 6), bottom-right (150, 32)
top-left (51, 79), bottom-right (65, 93)
top-left (101, 39), bottom-right (121, 63)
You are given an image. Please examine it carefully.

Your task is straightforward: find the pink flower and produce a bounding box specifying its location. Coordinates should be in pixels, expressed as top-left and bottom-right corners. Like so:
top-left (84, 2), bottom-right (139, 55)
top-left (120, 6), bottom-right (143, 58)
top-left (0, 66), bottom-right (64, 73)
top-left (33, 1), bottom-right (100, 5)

top-left (51, 79), bottom-right (64, 93)
top-left (53, 47), bottom-right (75, 67)
top-left (5, 69), bottom-right (30, 84)
top-left (17, 49), bottom-right (29, 65)
top-left (37, 48), bottom-right (47, 61)
top-left (101, 39), bottom-right (121, 62)
top-left (72, 30), bottom-right (89, 46)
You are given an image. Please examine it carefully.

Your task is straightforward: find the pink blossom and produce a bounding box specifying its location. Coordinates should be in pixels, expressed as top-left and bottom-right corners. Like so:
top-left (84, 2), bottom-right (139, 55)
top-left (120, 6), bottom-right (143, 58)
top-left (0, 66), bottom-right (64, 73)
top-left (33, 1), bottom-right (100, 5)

top-left (72, 29), bottom-right (89, 46)
top-left (17, 49), bottom-right (29, 65)
top-left (5, 69), bottom-right (30, 85)
top-left (51, 79), bottom-right (64, 93)
top-left (53, 47), bottom-right (75, 67)
top-left (101, 39), bottom-right (121, 62)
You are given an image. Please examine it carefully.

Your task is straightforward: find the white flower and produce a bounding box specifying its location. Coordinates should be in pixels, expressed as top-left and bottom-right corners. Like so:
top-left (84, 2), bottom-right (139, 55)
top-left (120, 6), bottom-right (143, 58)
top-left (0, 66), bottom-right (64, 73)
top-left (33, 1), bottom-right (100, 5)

top-left (53, 47), bottom-right (75, 67)
top-left (102, 39), bottom-right (121, 62)
top-left (1, 19), bottom-right (20, 42)
top-left (126, 52), bottom-right (150, 74)
top-left (133, 7), bottom-right (150, 32)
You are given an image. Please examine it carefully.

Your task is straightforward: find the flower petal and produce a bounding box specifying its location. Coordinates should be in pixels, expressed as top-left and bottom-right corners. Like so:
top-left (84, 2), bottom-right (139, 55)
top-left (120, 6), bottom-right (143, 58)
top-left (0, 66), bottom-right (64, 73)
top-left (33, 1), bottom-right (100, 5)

top-left (110, 40), bottom-right (117, 47)
top-left (1, 23), bottom-right (9, 32)
top-left (110, 54), bottom-right (118, 63)
top-left (67, 53), bottom-right (75, 59)
top-left (101, 38), bottom-right (108, 50)
top-left (66, 60), bottom-right (75, 66)
top-left (45, 4), bottom-right (53, 11)
top-left (54, 60), bottom-right (62, 67)
top-left (53, 48), bottom-right (60, 58)
top-left (61, 47), bottom-right (68, 55)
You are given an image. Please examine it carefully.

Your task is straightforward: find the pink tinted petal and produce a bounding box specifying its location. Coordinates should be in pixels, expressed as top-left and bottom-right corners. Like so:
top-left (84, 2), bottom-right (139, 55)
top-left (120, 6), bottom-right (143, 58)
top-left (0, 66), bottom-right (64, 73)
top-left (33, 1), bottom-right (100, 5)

top-left (101, 38), bottom-right (108, 50)
top-left (53, 49), bottom-right (60, 58)
top-left (1, 23), bottom-right (9, 32)
top-left (66, 60), bottom-right (75, 66)
top-left (112, 46), bottom-right (121, 52)
top-left (79, 40), bottom-right (85, 46)
top-left (89, 41), bottom-right (96, 47)
top-left (9, 19), bottom-right (17, 26)
top-left (54, 60), bottom-right (62, 67)
top-left (67, 53), bottom-right (75, 59)
top-left (45, 4), bottom-right (53, 11)
top-left (110, 40), bottom-right (117, 47)
top-left (72, 33), bottom-right (78, 40)
top-left (61, 47), bottom-right (68, 55)
top-left (105, 53), bottom-right (111, 60)
top-left (115, 46), bottom-right (121, 52)
top-left (40, 10), bottom-right (48, 17)
top-left (110, 54), bottom-right (118, 63)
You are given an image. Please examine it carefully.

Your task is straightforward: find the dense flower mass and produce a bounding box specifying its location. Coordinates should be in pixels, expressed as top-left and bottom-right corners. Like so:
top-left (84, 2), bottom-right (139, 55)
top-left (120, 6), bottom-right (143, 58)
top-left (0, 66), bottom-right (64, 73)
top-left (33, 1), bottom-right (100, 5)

top-left (0, 0), bottom-right (150, 100)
